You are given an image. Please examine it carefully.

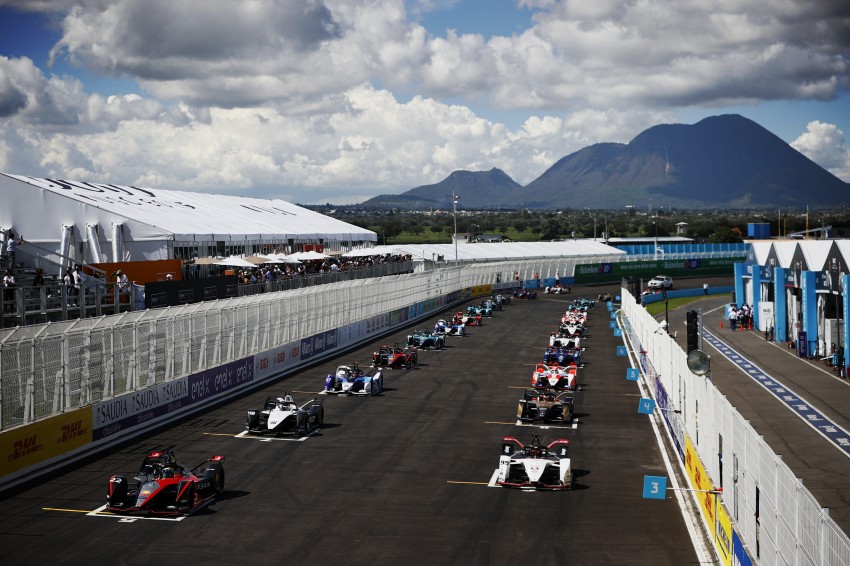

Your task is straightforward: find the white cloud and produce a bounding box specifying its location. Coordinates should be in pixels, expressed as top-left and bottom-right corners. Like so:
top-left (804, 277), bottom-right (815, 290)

top-left (792, 121), bottom-right (850, 182)
top-left (0, 0), bottom-right (848, 202)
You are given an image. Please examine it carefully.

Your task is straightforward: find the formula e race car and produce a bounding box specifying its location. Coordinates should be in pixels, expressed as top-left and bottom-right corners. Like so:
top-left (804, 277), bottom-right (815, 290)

top-left (532, 362), bottom-right (578, 391)
top-left (434, 319), bottom-right (466, 337)
top-left (513, 289), bottom-right (537, 299)
top-left (106, 450), bottom-right (225, 515)
top-left (246, 394), bottom-right (324, 434)
top-left (372, 344), bottom-right (417, 369)
top-left (324, 364), bottom-right (384, 395)
top-left (543, 346), bottom-right (581, 366)
top-left (453, 311), bottom-right (482, 326)
top-left (407, 329), bottom-right (446, 350)
top-left (468, 304), bottom-right (493, 318)
top-left (492, 294), bottom-right (511, 306)
top-left (549, 333), bottom-right (581, 349)
top-left (517, 389), bottom-right (574, 424)
top-left (571, 297), bottom-right (596, 309)
top-left (482, 298), bottom-right (501, 311)
top-left (497, 435), bottom-right (572, 490)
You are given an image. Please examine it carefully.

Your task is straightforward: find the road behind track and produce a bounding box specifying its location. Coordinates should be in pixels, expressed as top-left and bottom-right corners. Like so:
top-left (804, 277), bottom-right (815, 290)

top-left (0, 286), bottom-right (698, 566)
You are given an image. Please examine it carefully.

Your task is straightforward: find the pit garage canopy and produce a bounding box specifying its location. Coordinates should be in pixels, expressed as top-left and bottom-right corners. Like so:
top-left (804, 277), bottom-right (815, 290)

top-left (0, 174), bottom-right (377, 243)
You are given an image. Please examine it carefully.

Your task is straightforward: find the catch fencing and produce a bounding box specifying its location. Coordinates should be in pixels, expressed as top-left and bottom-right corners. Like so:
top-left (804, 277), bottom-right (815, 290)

top-left (621, 288), bottom-right (850, 566)
top-left (0, 257), bottom-right (591, 432)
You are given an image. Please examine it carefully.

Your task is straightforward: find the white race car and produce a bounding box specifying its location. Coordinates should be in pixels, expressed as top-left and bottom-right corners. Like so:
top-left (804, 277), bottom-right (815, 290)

top-left (246, 394), bottom-right (324, 436)
top-left (497, 435), bottom-right (572, 490)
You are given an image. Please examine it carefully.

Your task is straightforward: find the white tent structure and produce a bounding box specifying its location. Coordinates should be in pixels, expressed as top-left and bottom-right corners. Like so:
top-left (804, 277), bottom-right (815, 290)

top-left (0, 174), bottom-right (377, 266)
top-left (345, 240), bottom-right (626, 263)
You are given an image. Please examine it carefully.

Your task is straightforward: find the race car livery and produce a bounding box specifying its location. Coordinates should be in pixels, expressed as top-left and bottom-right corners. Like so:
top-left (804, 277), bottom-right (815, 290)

top-left (543, 346), bottom-right (581, 366)
top-left (532, 362), bottom-right (578, 391)
top-left (497, 435), bottom-right (572, 490)
top-left (517, 389), bottom-right (575, 423)
top-left (467, 304), bottom-right (493, 318)
top-left (246, 394), bottom-right (324, 434)
top-left (372, 344), bottom-right (417, 369)
top-left (434, 319), bottom-right (466, 336)
top-left (407, 330), bottom-right (446, 350)
top-left (324, 364), bottom-right (384, 395)
top-left (513, 289), bottom-right (537, 300)
top-left (106, 450), bottom-right (225, 515)
top-left (548, 333), bottom-right (581, 349)
top-left (492, 294), bottom-right (511, 306)
top-left (453, 311), bottom-right (482, 326)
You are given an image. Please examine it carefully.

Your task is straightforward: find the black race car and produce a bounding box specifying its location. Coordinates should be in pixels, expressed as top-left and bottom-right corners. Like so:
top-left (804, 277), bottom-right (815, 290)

top-left (106, 450), bottom-right (225, 516)
top-left (517, 389), bottom-right (575, 423)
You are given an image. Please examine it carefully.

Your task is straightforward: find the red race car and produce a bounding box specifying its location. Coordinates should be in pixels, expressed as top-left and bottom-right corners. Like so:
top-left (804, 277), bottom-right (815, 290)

top-left (372, 343), bottom-right (417, 369)
top-left (106, 450), bottom-right (225, 516)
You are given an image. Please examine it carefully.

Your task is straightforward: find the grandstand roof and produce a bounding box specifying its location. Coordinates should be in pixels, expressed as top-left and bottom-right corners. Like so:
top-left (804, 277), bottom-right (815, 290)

top-left (0, 174), bottom-right (376, 243)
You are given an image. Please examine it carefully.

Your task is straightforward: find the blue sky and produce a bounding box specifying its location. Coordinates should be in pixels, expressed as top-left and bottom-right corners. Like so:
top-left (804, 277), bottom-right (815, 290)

top-left (0, 0), bottom-right (848, 204)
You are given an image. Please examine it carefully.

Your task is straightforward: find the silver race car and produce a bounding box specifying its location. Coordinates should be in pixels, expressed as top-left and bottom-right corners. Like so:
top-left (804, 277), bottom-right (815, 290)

top-left (246, 394), bottom-right (324, 436)
top-left (497, 435), bottom-right (572, 490)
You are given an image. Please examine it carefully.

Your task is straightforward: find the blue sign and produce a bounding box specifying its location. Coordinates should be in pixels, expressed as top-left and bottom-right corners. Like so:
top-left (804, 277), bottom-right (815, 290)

top-left (626, 368), bottom-right (639, 381)
top-left (643, 475), bottom-right (667, 499)
top-left (614, 328), bottom-right (622, 337)
top-left (616, 345), bottom-right (627, 357)
top-left (608, 303), bottom-right (614, 311)
top-left (638, 398), bottom-right (655, 414)
top-left (610, 312), bottom-right (617, 319)
top-left (798, 331), bottom-right (807, 358)
top-left (609, 320), bottom-right (616, 328)
top-left (703, 328), bottom-right (850, 457)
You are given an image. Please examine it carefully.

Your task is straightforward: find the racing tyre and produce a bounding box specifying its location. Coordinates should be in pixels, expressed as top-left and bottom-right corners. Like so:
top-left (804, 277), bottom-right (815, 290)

top-left (215, 469), bottom-right (225, 494)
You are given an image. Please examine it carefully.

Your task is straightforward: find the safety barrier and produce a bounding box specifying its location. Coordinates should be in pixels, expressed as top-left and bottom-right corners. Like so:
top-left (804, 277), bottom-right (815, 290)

top-left (621, 288), bottom-right (850, 565)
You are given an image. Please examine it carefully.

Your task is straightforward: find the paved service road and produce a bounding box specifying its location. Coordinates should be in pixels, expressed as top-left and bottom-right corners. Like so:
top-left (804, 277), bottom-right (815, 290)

top-left (0, 286), bottom-right (698, 565)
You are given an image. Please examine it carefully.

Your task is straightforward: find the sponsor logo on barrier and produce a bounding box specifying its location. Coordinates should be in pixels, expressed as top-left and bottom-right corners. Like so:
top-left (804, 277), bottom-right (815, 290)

top-left (300, 330), bottom-right (339, 361)
top-left (276, 351), bottom-right (286, 364)
top-left (9, 435), bottom-right (44, 462)
top-left (57, 420), bottom-right (88, 443)
top-left (258, 356), bottom-right (270, 370)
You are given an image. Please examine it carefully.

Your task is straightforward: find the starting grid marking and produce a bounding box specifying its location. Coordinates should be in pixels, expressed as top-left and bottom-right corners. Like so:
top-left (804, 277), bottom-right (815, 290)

top-left (703, 329), bottom-right (850, 458)
top-left (234, 428), bottom-right (322, 442)
top-left (85, 504), bottom-right (188, 522)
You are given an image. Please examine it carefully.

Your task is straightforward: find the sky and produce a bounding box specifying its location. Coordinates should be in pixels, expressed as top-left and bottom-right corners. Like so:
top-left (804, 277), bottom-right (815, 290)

top-left (0, 0), bottom-right (848, 205)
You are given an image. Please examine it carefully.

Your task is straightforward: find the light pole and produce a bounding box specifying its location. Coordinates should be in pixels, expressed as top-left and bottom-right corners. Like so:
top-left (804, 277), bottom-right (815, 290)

top-left (653, 221), bottom-right (658, 260)
top-left (452, 191), bottom-right (460, 265)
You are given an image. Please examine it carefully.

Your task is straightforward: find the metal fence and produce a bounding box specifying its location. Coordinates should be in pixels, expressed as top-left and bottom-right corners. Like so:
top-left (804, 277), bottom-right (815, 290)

top-left (621, 288), bottom-right (850, 565)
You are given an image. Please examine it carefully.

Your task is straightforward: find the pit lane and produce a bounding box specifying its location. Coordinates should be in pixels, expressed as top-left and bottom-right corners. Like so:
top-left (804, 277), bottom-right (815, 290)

top-left (0, 283), bottom-right (700, 565)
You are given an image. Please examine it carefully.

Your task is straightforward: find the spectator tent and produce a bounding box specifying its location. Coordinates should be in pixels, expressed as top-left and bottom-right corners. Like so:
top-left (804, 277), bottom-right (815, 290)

top-left (0, 174), bottom-right (377, 265)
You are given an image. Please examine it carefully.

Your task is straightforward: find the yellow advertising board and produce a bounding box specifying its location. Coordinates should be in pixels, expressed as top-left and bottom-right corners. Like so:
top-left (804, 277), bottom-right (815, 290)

top-left (715, 497), bottom-right (734, 566)
top-left (470, 284), bottom-right (493, 298)
top-left (684, 436), bottom-right (717, 538)
top-left (0, 407), bottom-right (93, 477)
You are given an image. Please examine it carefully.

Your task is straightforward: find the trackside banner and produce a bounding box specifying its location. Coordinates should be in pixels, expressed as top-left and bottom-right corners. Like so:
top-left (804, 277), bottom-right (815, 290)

top-left (92, 357), bottom-right (253, 441)
top-left (0, 407), bottom-right (93, 476)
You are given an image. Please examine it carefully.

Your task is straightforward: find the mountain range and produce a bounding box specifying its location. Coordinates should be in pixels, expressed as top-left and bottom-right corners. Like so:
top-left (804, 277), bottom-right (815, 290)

top-left (361, 114), bottom-right (850, 209)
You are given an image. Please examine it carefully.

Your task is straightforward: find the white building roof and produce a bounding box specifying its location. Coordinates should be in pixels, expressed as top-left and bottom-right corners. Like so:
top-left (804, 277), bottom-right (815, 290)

top-left (349, 240), bottom-right (626, 262)
top-left (0, 174), bottom-right (376, 243)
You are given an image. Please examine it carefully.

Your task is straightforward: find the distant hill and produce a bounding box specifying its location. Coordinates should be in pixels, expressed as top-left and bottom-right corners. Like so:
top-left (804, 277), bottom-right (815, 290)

top-left (362, 168), bottom-right (521, 209)
top-left (359, 115), bottom-right (850, 210)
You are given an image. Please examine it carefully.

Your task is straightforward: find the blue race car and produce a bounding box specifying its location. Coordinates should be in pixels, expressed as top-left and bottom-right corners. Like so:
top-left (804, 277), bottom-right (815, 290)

top-left (435, 319), bottom-right (466, 336)
top-left (323, 364), bottom-right (383, 395)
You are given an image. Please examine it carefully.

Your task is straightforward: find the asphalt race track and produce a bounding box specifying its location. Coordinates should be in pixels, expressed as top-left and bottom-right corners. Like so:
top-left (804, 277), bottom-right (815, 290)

top-left (0, 284), bottom-right (698, 565)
